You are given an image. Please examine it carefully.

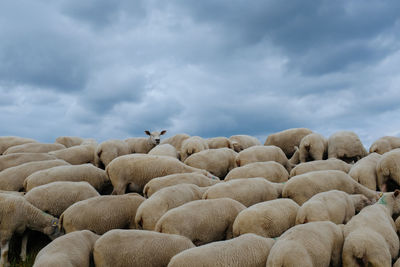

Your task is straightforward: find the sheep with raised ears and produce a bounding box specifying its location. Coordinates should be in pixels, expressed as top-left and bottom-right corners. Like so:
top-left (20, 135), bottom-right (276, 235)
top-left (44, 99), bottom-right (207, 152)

top-left (233, 198), bottom-right (299, 238)
top-left (206, 136), bottom-right (233, 149)
top-left (143, 173), bottom-right (220, 198)
top-left (24, 181), bottom-right (100, 217)
top-left (59, 193), bottom-right (145, 235)
top-left (55, 136), bottom-right (85, 148)
top-left (264, 128), bottom-right (313, 158)
top-left (24, 164), bottom-right (109, 192)
top-left (235, 145), bottom-right (293, 172)
top-left (148, 143), bottom-right (179, 159)
top-left (289, 158), bottom-right (352, 177)
top-left (135, 184), bottom-right (206, 230)
top-left (348, 152), bottom-right (381, 190)
top-left (327, 130), bottom-right (368, 163)
top-left (369, 136), bottom-right (400, 154)
top-left (0, 136), bottom-right (37, 155)
top-left (124, 130), bottom-right (167, 154)
top-left (106, 154), bottom-right (216, 195)
top-left (202, 178), bottom-right (283, 207)
top-left (93, 229), bottom-right (195, 267)
top-left (94, 139), bottom-right (131, 169)
top-left (49, 143), bottom-right (96, 165)
top-left (32, 230), bottom-right (99, 267)
top-left (282, 170), bottom-right (379, 205)
top-left (266, 221), bottom-right (344, 267)
top-left (0, 153), bottom-right (57, 172)
top-left (342, 190), bottom-right (400, 266)
top-left (155, 198), bottom-right (246, 246)
top-left (224, 161), bottom-right (289, 183)
top-left (168, 234), bottom-right (275, 267)
top-left (3, 143), bottom-right (66, 154)
top-left (0, 193), bottom-right (62, 267)
top-left (0, 159), bottom-right (70, 192)
top-left (180, 136), bottom-right (209, 162)
top-left (228, 135), bottom-right (261, 152)
top-left (295, 190), bottom-right (372, 225)
top-left (184, 148), bottom-right (238, 178)
top-left (298, 133), bottom-right (328, 162)
top-left (376, 148), bottom-right (400, 192)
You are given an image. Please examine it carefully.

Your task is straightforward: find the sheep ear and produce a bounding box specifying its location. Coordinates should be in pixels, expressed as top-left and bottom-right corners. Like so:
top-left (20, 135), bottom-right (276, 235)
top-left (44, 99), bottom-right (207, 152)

top-left (160, 130), bottom-right (167, 135)
top-left (394, 190), bottom-right (400, 198)
top-left (145, 131), bottom-right (151, 136)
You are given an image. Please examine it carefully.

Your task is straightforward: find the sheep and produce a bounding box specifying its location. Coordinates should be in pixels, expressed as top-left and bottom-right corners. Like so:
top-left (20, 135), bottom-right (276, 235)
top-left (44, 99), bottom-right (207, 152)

top-left (224, 161), bottom-right (289, 183)
top-left (342, 190), bottom-right (400, 266)
top-left (184, 148), bottom-right (238, 178)
top-left (202, 178), bottom-right (283, 207)
top-left (135, 184), bottom-right (206, 230)
top-left (0, 193), bottom-right (62, 266)
top-left (295, 190), bottom-right (372, 225)
top-left (0, 136), bottom-right (37, 155)
top-left (32, 230), bottom-right (99, 267)
top-left (0, 159), bottom-right (70, 191)
top-left (264, 128), bottom-right (313, 158)
top-left (155, 198), bottom-right (246, 246)
top-left (395, 258), bottom-right (400, 267)
top-left (168, 233), bottom-right (275, 267)
top-left (288, 145), bottom-right (300, 165)
top-left (298, 133), bottom-right (328, 162)
top-left (376, 148), bottom-right (400, 192)
top-left (206, 137), bottom-right (233, 149)
top-left (160, 133), bottom-right (190, 151)
top-left (24, 164), bottom-right (109, 192)
top-left (94, 139), bottom-right (131, 169)
top-left (327, 130), bottom-right (368, 162)
top-left (0, 153), bottom-right (57, 172)
top-left (348, 152), bottom-right (381, 190)
top-left (124, 130), bottom-right (167, 153)
top-left (24, 181), bottom-right (100, 217)
top-left (180, 136), bottom-right (209, 162)
top-left (49, 144), bottom-right (96, 165)
top-left (148, 143), bottom-right (179, 159)
top-left (232, 198), bottom-right (299, 238)
top-left (59, 193), bottom-right (145, 235)
top-left (106, 154), bottom-right (215, 195)
top-left (289, 158), bottom-right (352, 177)
top-left (143, 173), bottom-right (220, 197)
top-left (55, 136), bottom-right (84, 147)
top-left (3, 143), bottom-right (66, 155)
top-left (282, 170), bottom-right (379, 205)
top-left (235, 145), bottom-right (293, 172)
top-left (93, 229), bottom-right (195, 267)
top-left (369, 136), bottom-right (400, 154)
top-left (228, 135), bottom-right (261, 152)
top-left (266, 221), bottom-right (343, 267)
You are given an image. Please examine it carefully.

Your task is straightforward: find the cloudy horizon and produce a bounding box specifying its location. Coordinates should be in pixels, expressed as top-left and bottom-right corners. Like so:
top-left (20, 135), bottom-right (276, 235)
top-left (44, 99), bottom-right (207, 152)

top-left (1, 0), bottom-right (399, 148)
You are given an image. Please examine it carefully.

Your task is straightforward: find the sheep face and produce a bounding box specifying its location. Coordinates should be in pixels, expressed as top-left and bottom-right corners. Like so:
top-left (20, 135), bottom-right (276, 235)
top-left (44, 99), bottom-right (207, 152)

top-left (45, 218), bottom-right (63, 240)
top-left (145, 130), bottom-right (167, 145)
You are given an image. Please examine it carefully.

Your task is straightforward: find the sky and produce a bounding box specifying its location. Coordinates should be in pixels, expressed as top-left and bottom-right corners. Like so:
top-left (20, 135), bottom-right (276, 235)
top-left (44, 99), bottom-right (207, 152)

top-left (0, 0), bottom-right (399, 148)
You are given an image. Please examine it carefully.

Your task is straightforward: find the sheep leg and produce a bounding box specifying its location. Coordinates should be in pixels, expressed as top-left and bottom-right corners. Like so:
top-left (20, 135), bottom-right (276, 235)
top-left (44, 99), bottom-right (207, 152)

top-left (1, 239), bottom-right (10, 267)
top-left (19, 233), bottom-right (28, 261)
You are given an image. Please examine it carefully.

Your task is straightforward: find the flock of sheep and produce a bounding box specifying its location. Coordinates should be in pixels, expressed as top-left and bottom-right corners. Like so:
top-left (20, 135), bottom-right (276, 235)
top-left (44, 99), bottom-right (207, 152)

top-left (0, 128), bottom-right (400, 266)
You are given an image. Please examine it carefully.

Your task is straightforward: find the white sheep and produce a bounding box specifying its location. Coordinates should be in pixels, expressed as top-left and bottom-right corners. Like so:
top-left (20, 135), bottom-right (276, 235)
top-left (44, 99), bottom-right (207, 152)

top-left (233, 198), bottom-right (299, 238)
top-left (143, 173), bottom-right (220, 198)
top-left (106, 154), bottom-right (215, 195)
top-left (0, 159), bottom-right (70, 191)
top-left (148, 143), bottom-right (179, 159)
top-left (264, 128), bottom-right (313, 158)
top-left (155, 198), bottom-right (246, 246)
top-left (55, 136), bottom-right (84, 147)
top-left (298, 133), bottom-right (328, 162)
top-left (32, 230), bottom-right (99, 267)
top-left (0, 153), bottom-right (57, 172)
top-left (327, 130), bottom-right (368, 162)
top-left (348, 152), bottom-right (381, 190)
top-left (180, 136), bottom-right (209, 162)
top-left (24, 181), bottom-right (100, 217)
top-left (124, 130), bottom-right (167, 153)
top-left (206, 137), bottom-right (233, 149)
top-left (3, 143), bottom-right (66, 155)
top-left (295, 190), bottom-right (372, 224)
top-left (0, 136), bottom-right (37, 155)
top-left (135, 184), bottom-right (205, 230)
top-left (224, 161), bottom-right (289, 183)
top-left (59, 193), bottom-right (145, 234)
top-left (24, 164), bottom-right (109, 192)
top-left (376, 148), bottom-right (400, 192)
top-left (289, 158), bottom-right (352, 177)
top-left (160, 133), bottom-right (190, 151)
top-left (0, 193), bottom-right (62, 266)
top-left (228, 135), bottom-right (261, 152)
top-left (369, 136), bottom-right (400, 154)
top-left (168, 234), bottom-right (275, 267)
top-left (49, 144), bottom-right (96, 165)
top-left (202, 178), bottom-right (283, 207)
top-left (94, 139), bottom-right (131, 169)
top-left (93, 229), bottom-right (195, 267)
top-left (183, 148), bottom-right (238, 178)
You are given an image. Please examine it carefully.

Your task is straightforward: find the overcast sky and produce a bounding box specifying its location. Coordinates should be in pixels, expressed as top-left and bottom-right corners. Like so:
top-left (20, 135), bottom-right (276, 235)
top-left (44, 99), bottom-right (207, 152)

top-left (1, 0), bottom-right (399, 148)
